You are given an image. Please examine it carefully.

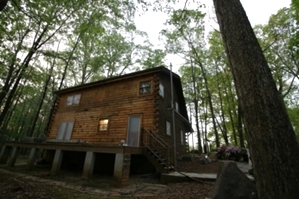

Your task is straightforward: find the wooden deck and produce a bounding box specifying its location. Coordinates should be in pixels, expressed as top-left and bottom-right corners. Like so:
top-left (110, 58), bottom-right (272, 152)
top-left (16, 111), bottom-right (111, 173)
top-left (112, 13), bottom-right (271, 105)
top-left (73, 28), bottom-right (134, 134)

top-left (3, 141), bottom-right (144, 154)
top-left (0, 141), bottom-right (144, 187)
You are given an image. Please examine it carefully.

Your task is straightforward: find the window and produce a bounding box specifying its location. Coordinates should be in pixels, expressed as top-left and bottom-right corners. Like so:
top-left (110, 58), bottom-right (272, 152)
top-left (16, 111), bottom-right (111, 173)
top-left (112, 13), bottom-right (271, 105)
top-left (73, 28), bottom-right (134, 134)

top-left (98, 119), bottom-right (109, 131)
top-left (56, 121), bottom-right (74, 140)
top-left (166, 121), bottom-right (171, 136)
top-left (175, 102), bottom-right (179, 112)
top-left (139, 81), bottom-right (151, 94)
top-left (159, 83), bottom-right (164, 97)
top-left (180, 130), bottom-right (184, 145)
top-left (66, 94), bottom-right (81, 106)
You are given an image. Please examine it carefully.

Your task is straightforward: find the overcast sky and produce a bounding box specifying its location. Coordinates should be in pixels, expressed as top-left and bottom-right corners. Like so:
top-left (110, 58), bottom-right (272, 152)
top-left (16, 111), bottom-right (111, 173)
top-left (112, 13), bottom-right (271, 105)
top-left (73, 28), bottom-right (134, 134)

top-left (135, 0), bottom-right (292, 72)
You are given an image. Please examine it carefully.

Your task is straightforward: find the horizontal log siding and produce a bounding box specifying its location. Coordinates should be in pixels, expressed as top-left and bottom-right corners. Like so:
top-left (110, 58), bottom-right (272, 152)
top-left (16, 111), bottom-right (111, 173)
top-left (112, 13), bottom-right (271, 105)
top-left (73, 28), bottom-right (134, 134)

top-left (156, 73), bottom-right (188, 157)
top-left (47, 75), bottom-right (156, 145)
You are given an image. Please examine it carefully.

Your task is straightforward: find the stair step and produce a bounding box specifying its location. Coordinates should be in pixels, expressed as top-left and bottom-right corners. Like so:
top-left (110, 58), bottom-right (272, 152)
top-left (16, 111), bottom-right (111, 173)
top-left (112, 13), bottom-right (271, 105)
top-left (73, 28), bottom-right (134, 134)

top-left (143, 145), bottom-right (174, 173)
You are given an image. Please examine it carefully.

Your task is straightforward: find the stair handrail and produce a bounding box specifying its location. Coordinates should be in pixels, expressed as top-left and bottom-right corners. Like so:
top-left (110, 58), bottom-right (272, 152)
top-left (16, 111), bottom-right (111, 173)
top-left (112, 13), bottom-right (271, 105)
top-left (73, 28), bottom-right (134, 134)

top-left (142, 128), bottom-right (172, 170)
top-left (143, 129), bottom-right (171, 147)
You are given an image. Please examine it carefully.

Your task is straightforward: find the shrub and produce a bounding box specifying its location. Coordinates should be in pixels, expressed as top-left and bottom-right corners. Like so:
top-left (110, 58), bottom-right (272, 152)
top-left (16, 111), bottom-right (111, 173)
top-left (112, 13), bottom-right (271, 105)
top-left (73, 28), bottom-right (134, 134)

top-left (215, 145), bottom-right (241, 161)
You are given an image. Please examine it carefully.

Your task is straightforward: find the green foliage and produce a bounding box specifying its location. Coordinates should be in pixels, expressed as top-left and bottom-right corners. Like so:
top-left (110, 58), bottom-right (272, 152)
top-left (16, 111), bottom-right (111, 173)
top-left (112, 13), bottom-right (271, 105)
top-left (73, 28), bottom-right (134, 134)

top-left (287, 107), bottom-right (299, 139)
top-left (0, 0), bottom-right (297, 150)
top-left (254, 7), bottom-right (299, 103)
top-left (0, 0), bottom-right (152, 142)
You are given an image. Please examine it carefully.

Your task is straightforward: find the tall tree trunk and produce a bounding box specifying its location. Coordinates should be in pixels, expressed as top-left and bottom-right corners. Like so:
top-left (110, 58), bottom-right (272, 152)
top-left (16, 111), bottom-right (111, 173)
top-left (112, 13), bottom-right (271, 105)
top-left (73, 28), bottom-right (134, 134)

top-left (237, 101), bottom-right (245, 147)
top-left (27, 68), bottom-right (54, 137)
top-left (213, 0), bottom-right (299, 198)
top-left (203, 99), bottom-right (209, 151)
top-left (220, 65), bottom-right (238, 146)
top-left (191, 59), bottom-right (203, 154)
top-left (215, 65), bottom-right (229, 145)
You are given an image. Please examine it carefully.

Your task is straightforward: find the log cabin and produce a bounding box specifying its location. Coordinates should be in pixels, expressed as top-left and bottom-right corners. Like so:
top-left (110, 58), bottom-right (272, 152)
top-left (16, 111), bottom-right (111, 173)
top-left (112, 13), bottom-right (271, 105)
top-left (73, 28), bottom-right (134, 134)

top-left (0, 66), bottom-right (192, 187)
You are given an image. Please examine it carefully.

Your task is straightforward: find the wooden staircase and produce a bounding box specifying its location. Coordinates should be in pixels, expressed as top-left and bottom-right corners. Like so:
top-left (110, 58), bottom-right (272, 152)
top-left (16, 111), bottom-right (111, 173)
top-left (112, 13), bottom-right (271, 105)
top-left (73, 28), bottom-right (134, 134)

top-left (142, 129), bottom-right (174, 173)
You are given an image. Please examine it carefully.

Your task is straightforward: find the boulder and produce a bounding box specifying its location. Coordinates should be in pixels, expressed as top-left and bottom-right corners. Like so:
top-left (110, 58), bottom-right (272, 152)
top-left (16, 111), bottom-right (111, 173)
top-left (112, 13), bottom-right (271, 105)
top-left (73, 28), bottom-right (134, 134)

top-left (207, 161), bottom-right (257, 199)
top-left (199, 156), bottom-right (212, 164)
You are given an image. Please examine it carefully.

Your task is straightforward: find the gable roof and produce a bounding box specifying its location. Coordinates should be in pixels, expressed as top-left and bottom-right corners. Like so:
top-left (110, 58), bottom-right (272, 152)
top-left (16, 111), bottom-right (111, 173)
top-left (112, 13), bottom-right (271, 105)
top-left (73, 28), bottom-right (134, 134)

top-left (56, 66), bottom-right (179, 94)
top-left (56, 66), bottom-right (191, 130)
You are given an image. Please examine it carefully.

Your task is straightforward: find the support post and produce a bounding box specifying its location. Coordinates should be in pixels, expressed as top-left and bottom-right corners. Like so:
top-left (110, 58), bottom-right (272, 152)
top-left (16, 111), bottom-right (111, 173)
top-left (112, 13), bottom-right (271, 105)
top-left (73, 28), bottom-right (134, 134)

top-left (50, 149), bottom-right (63, 175)
top-left (7, 147), bottom-right (20, 167)
top-left (82, 151), bottom-right (95, 178)
top-left (27, 148), bottom-right (38, 170)
top-left (114, 153), bottom-right (131, 187)
top-left (170, 63), bottom-right (177, 169)
top-left (0, 145), bottom-right (12, 164)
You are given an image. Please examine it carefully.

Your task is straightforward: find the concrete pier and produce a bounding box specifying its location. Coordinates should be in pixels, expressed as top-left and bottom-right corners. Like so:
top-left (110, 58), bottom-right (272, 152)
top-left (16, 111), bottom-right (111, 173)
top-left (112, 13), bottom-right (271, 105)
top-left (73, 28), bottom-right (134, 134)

top-left (82, 151), bottom-right (95, 178)
top-left (0, 145), bottom-right (12, 164)
top-left (50, 149), bottom-right (63, 175)
top-left (114, 153), bottom-right (131, 187)
top-left (7, 147), bottom-right (20, 167)
top-left (26, 148), bottom-right (38, 170)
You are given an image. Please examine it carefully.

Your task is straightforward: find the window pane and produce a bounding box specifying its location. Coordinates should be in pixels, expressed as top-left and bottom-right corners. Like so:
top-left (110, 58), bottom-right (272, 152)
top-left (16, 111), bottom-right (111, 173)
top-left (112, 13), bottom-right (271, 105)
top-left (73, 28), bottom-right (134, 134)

top-left (175, 102), bottom-right (179, 112)
top-left (166, 121), bottom-right (171, 135)
top-left (56, 121), bottom-right (74, 140)
top-left (66, 96), bottom-right (73, 106)
top-left (73, 94), bottom-right (81, 105)
top-left (64, 121), bottom-right (74, 140)
top-left (127, 116), bottom-right (140, 147)
top-left (66, 94), bottom-right (81, 106)
top-left (180, 130), bottom-right (184, 145)
top-left (57, 122), bottom-right (67, 140)
top-left (159, 83), bottom-right (164, 97)
top-left (139, 81), bottom-right (151, 94)
top-left (99, 119), bottom-right (109, 131)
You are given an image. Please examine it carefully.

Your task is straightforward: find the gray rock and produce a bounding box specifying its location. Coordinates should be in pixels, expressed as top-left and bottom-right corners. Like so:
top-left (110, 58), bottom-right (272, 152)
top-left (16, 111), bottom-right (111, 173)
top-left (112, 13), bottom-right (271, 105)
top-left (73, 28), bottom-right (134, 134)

top-left (207, 161), bottom-right (257, 199)
top-left (199, 156), bottom-right (212, 164)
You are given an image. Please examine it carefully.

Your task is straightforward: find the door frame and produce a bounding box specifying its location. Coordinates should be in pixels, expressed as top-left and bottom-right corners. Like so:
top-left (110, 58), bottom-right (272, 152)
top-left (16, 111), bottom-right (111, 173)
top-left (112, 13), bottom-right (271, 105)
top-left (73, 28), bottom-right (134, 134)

top-left (126, 115), bottom-right (142, 147)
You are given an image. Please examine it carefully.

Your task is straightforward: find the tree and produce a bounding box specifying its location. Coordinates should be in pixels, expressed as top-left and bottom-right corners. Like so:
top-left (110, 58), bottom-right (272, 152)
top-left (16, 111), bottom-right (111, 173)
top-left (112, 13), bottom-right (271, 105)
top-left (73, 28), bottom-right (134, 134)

top-left (254, 8), bottom-right (299, 139)
top-left (213, 0), bottom-right (299, 198)
top-left (161, 8), bottom-right (221, 149)
top-left (207, 30), bottom-right (245, 147)
top-left (0, 0), bottom-right (149, 144)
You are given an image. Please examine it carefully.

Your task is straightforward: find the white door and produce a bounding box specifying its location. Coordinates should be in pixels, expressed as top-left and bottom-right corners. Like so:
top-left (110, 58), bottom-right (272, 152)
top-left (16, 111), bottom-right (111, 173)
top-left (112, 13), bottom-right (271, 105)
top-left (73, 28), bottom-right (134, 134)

top-left (127, 116), bottom-right (141, 147)
top-left (56, 121), bottom-right (74, 140)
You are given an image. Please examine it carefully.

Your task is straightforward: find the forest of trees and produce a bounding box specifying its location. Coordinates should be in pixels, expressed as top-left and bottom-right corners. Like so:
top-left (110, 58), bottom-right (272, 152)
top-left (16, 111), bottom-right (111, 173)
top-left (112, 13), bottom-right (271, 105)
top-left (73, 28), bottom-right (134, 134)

top-left (2, 0), bottom-right (299, 198)
top-left (0, 0), bottom-right (298, 153)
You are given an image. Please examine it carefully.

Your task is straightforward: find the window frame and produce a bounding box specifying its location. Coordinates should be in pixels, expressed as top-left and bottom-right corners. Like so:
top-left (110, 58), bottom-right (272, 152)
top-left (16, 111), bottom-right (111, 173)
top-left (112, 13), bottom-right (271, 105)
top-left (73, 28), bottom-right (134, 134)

top-left (139, 80), bottom-right (151, 95)
top-left (166, 121), bottom-right (171, 136)
top-left (175, 101), bottom-right (179, 112)
top-left (56, 121), bottom-right (74, 141)
top-left (66, 94), bottom-right (81, 106)
top-left (98, 118), bottom-right (109, 132)
top-left (180, 130), bottom-right (184, 145)
top-left (159, 83), bottom-right (164, 97)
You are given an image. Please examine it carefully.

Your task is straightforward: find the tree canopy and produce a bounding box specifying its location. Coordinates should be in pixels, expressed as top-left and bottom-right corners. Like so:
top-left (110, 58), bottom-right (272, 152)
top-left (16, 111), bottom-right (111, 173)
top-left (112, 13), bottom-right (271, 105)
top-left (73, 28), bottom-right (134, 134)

top-left (1, 1), bottom-right (299, 197)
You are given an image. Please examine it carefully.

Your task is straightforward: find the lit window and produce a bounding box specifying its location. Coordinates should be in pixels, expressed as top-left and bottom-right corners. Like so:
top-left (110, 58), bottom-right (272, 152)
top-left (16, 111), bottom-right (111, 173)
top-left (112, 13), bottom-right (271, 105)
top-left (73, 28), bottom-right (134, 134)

top-left (139, 81), bottom-right (151, 94)
top-left (98, 119), bottom-right (109, 131)
top-left (159, 83), bottom-right (164, 97)
top-left (66, 94), bottom-right (81, 106)
top-left (166, 121), bottom-right (171, 136)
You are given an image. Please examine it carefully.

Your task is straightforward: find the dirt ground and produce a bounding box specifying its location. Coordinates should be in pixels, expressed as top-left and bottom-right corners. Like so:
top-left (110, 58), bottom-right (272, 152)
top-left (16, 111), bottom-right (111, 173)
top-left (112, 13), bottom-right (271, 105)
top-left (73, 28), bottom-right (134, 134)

top-left (0, 155), bottom-right (219, 199)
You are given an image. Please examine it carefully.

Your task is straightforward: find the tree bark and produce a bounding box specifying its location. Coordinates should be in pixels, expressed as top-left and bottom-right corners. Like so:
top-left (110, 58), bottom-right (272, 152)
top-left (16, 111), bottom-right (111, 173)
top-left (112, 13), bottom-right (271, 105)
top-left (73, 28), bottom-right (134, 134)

top-left (213, 0), bottom-right (299, 198)
top-left (237, 101), bottom-right (245, 147)
top-left (191, 59), bottom-right (203, 154)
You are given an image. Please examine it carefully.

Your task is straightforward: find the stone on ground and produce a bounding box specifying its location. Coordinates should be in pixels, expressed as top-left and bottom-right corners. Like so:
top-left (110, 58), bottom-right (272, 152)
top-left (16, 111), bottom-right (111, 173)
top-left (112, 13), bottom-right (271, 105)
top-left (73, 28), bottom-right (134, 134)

top-left (207, 161), bottom-right (257, 199)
